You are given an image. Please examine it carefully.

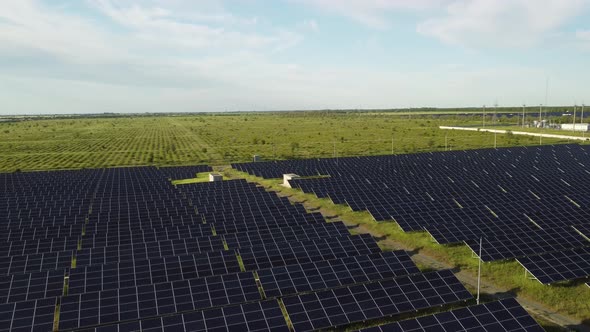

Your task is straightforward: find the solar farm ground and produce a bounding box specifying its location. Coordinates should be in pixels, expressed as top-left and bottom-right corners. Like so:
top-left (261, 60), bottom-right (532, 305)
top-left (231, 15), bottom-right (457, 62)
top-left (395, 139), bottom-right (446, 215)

top-left (225, 146), bottom-right (590, 331)
top-left (2, 112), bottom-right (590, 331)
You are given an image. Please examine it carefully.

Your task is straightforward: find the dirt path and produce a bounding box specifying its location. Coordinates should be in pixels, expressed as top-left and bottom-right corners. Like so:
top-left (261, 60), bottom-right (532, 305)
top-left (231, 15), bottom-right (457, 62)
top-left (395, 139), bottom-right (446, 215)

top-left (283, 195), bottom-right (590, 331)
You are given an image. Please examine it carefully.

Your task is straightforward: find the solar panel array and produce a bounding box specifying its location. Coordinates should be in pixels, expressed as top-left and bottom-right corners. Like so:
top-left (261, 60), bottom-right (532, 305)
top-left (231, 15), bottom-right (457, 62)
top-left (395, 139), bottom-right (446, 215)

top-left (234, 144), bottom-right (590, 285)
top-left (359, 298), bottom-right (543, 332)
top-left (1, 165), bottom-right (487, 331)
top-left (158, 165), bottom-right (212, 180)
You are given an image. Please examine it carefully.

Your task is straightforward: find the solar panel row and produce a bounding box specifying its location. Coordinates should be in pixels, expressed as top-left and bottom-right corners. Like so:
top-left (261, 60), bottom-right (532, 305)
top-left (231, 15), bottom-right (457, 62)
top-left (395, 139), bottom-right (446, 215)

top-left (234, 144), bottom-right (590, 284)
top-left (90, 300), bottom-right (289, 332)
top-left (258, 251), bottom-right (420, 297)
top-left (59, 272), bottom-right (260, 330)
top-left (0, 161), bottom-right (542, 331)
top-left (517, 247), bottom-right (590, 284)
top-left (283, 270), bottom-right (472, 332)
top-left (359, 298), bottom-right (543, 332)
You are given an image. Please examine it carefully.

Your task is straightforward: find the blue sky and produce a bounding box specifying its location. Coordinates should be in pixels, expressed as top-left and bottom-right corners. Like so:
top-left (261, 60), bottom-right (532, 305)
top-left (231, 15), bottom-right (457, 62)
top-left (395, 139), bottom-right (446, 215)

top-left (1, 0), bottom-right (590, 114)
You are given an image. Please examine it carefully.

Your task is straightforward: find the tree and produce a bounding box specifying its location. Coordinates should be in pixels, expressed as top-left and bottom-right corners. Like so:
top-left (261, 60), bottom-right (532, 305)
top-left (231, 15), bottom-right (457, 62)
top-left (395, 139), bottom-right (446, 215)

top-left (290, 142), bottom-right (300, 155)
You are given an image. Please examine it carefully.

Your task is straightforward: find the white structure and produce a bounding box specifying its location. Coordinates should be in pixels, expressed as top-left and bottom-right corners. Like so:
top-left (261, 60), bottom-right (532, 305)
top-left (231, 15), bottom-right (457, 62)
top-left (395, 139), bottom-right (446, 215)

top-left (209, 173), bottom-right (223, 182)
top-left (283, 174), bottom-right (300, 188)
top-left (561, 123), bottom-right (590, 132)
top-left (533, 120), bottom-right (548, 128)
top-left (253, 155), bottom-right (261, 162)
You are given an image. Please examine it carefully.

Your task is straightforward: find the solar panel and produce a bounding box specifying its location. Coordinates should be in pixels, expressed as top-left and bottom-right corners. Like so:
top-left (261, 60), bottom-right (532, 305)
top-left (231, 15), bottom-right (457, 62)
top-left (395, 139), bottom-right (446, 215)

top-left (0, 298), bottom-right (56, 332)
top-left (89, 300), bottom-right (289, 332)
top-left (223, 221), bottom-right (350, 249)
top-left (258, 251), bottom-right (419, 297)
top-left (68, 251), bottom-right (240, 295)
top-left (359, 298), bottom-right (543, 332)
top-left (233, 145), bottom-right (590, 258)
top-left (0, 158), bottom-right (548, 331)
top-left (59, 272), bottom-right (260, 330)
top-left (465, 228), bottom-right (589, 262)
top-left (1, 270), bottom-right (65, 304)
top-left (238, 234), bottom-right (381, 271)
top-left (517, 246), bottom-right (590, 284)
top-left (282, 270), bottom-right (472, 331)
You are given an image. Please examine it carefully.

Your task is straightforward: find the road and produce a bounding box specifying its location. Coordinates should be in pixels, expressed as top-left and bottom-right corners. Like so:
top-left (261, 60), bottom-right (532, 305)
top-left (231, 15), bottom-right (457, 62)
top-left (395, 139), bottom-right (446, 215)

top-left (440, 126), bottom-right (590, 142)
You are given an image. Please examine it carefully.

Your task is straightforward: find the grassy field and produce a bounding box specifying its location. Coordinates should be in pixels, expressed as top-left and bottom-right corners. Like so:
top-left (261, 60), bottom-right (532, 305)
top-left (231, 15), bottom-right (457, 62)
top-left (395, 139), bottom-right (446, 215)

top-left (0, 112), bottom-right (574, 172)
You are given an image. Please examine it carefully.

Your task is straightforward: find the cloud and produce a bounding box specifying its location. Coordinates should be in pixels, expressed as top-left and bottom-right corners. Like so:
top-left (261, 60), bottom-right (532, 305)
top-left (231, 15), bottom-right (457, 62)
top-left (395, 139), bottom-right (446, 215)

top-left (292, 0), bottom-right (448, 29)
top-left (417, 0), bottom-right (589, 48)
top-left (89, 0), bottom-right (299, 51)
top-left (0, 1), bottom-right (133, 64)
top-left (577, 29), bottom-right (590, 40)
top-left (0, 0), bottom-right (305, 89)
top-left (299, 19), bottom-right (319, 32)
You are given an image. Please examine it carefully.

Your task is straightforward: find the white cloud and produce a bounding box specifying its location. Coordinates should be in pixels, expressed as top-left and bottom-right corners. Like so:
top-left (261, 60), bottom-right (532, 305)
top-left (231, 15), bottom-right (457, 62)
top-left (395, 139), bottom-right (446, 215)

top-left (577, 29), bottom-right (590, 40)
top-left (417, 0), bottom-right (589, 48)
top-left (0, 0), bottom-right (588, 114)
top-left (299, 19), bottom-right (319, 32)
top-left (0, 1), bottom-right (133, 64)
top-left (89, 0), bottom-right (299, 52)
top-left (292, 0), bottom-right (448, 29)
top-left (0, 0), bottom-right (305, 88)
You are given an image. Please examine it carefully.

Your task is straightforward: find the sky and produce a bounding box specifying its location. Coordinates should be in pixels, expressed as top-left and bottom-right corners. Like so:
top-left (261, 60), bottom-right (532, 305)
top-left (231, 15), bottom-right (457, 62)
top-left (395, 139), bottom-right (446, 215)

top-left (1, 0), bottom-right (589, 114)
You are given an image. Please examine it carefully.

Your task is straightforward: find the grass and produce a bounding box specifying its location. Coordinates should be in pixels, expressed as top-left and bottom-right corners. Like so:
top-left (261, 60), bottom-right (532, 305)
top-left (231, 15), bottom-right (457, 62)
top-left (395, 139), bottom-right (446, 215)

top-left (222, 168), bottom-right (590, 323)
top-left (0, 112), bottom-right (575, 172)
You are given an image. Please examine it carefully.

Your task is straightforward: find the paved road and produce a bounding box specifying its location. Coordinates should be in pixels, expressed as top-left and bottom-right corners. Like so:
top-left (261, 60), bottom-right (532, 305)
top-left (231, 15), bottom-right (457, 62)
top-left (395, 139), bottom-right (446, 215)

top-left (440, 126), bottom-right (590, 142)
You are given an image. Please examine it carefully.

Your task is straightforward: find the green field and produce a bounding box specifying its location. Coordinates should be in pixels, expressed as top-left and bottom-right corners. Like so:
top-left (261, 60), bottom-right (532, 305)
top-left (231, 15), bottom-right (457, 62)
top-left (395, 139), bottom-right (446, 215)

top-left (0, 112), bottom-right (573, 172)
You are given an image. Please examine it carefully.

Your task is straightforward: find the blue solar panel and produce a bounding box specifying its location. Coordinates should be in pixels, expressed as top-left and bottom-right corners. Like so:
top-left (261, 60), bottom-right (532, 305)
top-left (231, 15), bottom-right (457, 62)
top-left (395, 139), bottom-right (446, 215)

top-left (359, 298), bottom-right (543, 332)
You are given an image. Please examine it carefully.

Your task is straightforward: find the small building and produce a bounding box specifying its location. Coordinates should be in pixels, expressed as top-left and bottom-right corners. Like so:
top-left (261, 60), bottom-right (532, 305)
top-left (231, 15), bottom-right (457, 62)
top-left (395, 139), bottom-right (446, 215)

top-left (560, 123), bottom-right (590, 132)
top-left (283, 174), bottom-right (300, 188)
top-left (253, 155), bottom-right (261, 162)
top-left (209, 173), bottom-right (223, 182)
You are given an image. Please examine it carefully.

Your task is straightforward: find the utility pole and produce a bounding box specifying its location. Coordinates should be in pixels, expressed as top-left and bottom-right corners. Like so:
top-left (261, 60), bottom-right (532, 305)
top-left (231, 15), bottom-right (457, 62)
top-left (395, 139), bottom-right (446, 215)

top-left (582, 104), bottom-right (586, 138)
top-left (476, 237), bottom-right (482, 305)
top-left (494, 101), bottom-right (498, 125)
top-left (482, 105), bottom-right (486, 128)
top-left (494, 131), bottom-right (497, 149)
top-left (391, 135), bottom-right (394, 154)
top-left (522, 104), bottom-right (526, 128)
top-left (539, 104), bottom-right (542, 128)
top-left (573, 104), bottom-right (577, 133)
top-left (494, 102), bottom-right (498, 148)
